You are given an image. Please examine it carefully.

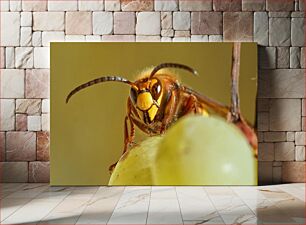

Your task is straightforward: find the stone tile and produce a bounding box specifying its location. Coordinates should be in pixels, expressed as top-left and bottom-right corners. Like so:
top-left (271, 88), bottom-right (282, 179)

top-left (268, 12), bottom-right (290, 17)
top-left (121, 0), bottom-right (153, 11)
top-left (42, 31), bottom-right (65, 47)
top-left (37, 131), bottom-right (49, 161)
top-left (287, 132), bottom-right (295, 142)
top-left (41, 114), bottom-right (50, 131)
top-left (85, 35), bottom-right (101, 42)
top-left (208, 35), bottom-right (223, 42)
top-left (105, 0), bottom-right (120, 11)
top-left (0, 132), bottom-right (4, 161)
top-left (22, 0), bottom-right (47, 11)
top-left (0, 162), bottom-right (28, 182)
top-left (155, 0), bottom-right (178, 11)
top-left (173, 12), bottom-right (190, 31)
top-left (303, 98), bottom-right (305, 117)
top-left (1, 0), bottom-right (9, 11)
top-left (42, 99), bottom-right (50, 113)
top-left (161, 29), bottom-right (174, 37)
top-left (1, 12), bottom-right (20, 46)
top-left (257, 99), bottom-right (269, 112)
top-left (9, 1), bottom-right (21, 11)
top-left (269, 18), bottom-right (291, 46)
top-left (114, 12), bottom-right (135, 35)
top-left (303, 117), bottom-right (306, 131)
top-left (213, 0), bottom-right (242, 11)
top-left (172, 37), bottom-right (191, 42)
top-left (264, 132), bottom-right (286, 142)
top-left (10, 1), bottom-right (21, 12)
top-left (191, 35), bottom-right (208, 42)
top-left (266, 0), bottom-right (294, 11)
top-left (179, 0), bottom-right (212, 11)
top-left (33, 12), bottom-right (65, 31)
top-left (291, 18), bottom-right (304, 47)
top-left (174, 30), bottom-right (190, 37)
top-left (272, 165), bottom-right (282, 184)
top-left (258, 69), bottom-right (304, 98)
top-left (275, 142), bottom-right (295, 161)
top-left (295, 0), bottom-right (299, 10)
top-left (0, 48), bottom-right (4, 69)
top-left (276, 47), bottom-right (289, 69)
top-left (20, 27), bottom-right (32, 47)
top-left (191, 12), bottom-right (222, 35)
top-left (301, 47), bottom-right (305, 68)
top-left (290, 47), bottom-right (301, 69)
top-left (223, 12), bottom-right (253, 42)
top-left (26, 69), bottom-right (50, 98)
top-left (78, 0), bottom-right (104, 10)
top-left (242, 0), bottom-right (265, 11)
top-left (21, 12), bottom-right (32, 27)
top-left (0, 99), bottom-right (15, 131)
top-left (102, 35), bottom-right (135, 42)
top-left (161, 12), bottom-right (172, 29)
top-left (48, 0), bottom-right (77, 11)
top-left (257, 112), bottom-right (269, 131)
top-left (295, 132), bottom-right (305, 146)
top-left (32, 31), bottom-right (42, 47)
top-left (93, 12), bottom-right (113, 35)
top-left (0, 69), bottom-right (24, 98)
top-left (66, 12), bottom-right (92, 35)
top-left (257, 131), bottom-right (264, 142)
top-left (16, 99), bottom-right (41, 115)
top-left (258, 143), bottom-right (274, 161)
top-left (282, 162), bottom-right (305, 182)
top-left (258, 162), bottom-right (273, 185)
top-left (299, 0), bottom-right (305, 10)
top-left (16, 114), bottom-right (27, 131)
top-left (161, 37), bottom-right (172, 42)
top-left (29, 161), bottom-right (50, 183)
top-left (65, 35), bottom-right (86, 42)
top-left (259, 47), bottom-right (276, 69)
top-left (136, 36), bottom-right (161, 42)
top-left (5, 47), bottom-right (15, 69)
top-left (295, 146), bottom-right (305, 161)
top-left (15, 47), bottom-right (33, 68)
top-left (254, 12), bottom-right (268, 46)
top-left (6, 132), bottom-right (36, 161)
top-left (136, 12), bottom-right (160, 35)
top-left (291, 12), bottom-right (305, 17)
top-left (33, 47), bottom-right (50, 68)
top-left (270, 99), bottom-right (301, 131)
top-left (11, 1), bottom-right (21, 12)
top-left (27, 115), bottom-right (41, 131)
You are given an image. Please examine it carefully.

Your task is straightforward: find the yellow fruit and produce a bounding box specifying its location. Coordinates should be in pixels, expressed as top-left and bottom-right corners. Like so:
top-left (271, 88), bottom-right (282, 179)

top-left (108, 136), bottom-right (162, 185)
top-left (152, 115), bottom-right (257, 185)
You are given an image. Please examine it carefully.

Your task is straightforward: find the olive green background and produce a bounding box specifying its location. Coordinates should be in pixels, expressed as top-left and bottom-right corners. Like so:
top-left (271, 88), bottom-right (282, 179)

top-left (50, 43), bottom-right (257, 185)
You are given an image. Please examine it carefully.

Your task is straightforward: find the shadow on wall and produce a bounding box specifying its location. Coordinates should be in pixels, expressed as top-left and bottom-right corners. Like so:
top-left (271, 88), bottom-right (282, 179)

top-left (257, 46), bottom-right (305, 185)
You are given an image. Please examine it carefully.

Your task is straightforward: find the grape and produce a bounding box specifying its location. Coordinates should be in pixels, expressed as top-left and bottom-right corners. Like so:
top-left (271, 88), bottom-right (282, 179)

top-left (108, 136), bottom-right (162, 185)
top-left (152, 115), bottom-right (257, 185)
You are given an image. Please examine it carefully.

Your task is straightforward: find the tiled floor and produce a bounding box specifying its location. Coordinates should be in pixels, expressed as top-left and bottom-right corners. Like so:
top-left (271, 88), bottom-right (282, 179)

top-left (0, 183), bottom-right (305, 224)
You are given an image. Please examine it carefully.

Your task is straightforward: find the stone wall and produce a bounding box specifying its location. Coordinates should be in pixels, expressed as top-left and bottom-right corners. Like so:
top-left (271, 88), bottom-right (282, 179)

top-left (0, 0), bottom-right (305, 184)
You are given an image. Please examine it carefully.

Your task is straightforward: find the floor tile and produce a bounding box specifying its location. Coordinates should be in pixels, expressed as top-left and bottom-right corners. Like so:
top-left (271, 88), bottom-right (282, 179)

top-left (38, 187), bottom-right (96, 224)
top-left (108, 186), bottom-right (151, 224)
top-left (76, 186), bottom-right (124, 224)
top-left (147, 187), bottom-right (183, 224)
top-left (176, 187), bottom-right (217, 221)
top-left (2, 198), bottom-right (66, 224)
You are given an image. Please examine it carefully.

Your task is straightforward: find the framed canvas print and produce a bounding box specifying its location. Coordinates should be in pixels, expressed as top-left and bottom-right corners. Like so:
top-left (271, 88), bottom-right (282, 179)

top-left (50, 42), bottom-right (257, 185)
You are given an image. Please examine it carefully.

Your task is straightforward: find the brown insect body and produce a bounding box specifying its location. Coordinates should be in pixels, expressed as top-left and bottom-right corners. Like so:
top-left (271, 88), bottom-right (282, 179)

top-left (66, 49), bottom-right (258, 173)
